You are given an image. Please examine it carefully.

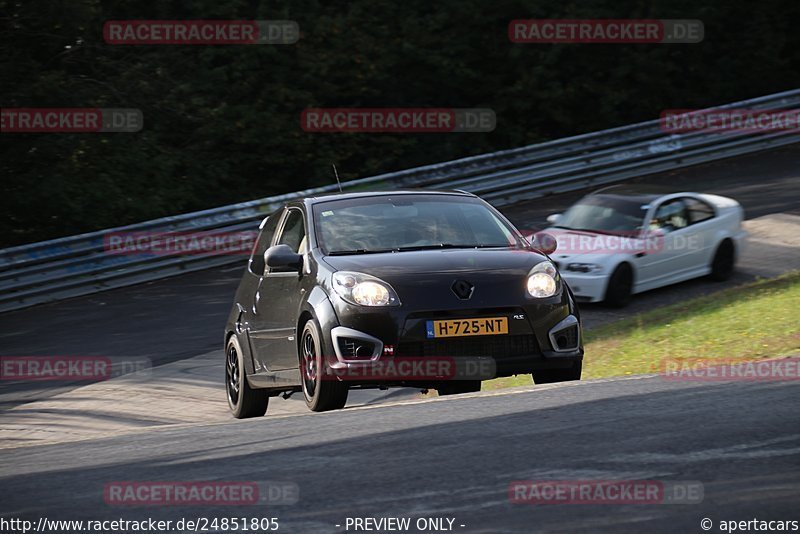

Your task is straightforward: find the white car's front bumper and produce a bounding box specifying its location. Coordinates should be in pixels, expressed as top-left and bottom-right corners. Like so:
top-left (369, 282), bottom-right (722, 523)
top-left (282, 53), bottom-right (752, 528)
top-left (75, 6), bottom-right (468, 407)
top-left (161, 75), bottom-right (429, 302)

top-left (732, 229), bottom-right (748, 259)
top-left (560, 271), bottom-right (609, 303)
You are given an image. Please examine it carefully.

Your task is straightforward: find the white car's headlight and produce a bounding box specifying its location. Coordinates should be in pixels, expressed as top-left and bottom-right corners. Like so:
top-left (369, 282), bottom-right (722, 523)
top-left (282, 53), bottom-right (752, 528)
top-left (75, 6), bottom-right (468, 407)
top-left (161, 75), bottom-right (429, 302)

top-left (526, 261), bottom-right (559, 298)
top-left (332, 271), bottom-right (400, 306)
top-left (566, 262), bottom-right (602, 274)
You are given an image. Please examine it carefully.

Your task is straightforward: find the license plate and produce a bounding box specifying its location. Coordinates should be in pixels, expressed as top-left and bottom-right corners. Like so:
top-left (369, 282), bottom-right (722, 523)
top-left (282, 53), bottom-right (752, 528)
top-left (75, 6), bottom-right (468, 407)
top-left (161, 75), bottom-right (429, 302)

top-left (426, 317), bottom-right (508, 339)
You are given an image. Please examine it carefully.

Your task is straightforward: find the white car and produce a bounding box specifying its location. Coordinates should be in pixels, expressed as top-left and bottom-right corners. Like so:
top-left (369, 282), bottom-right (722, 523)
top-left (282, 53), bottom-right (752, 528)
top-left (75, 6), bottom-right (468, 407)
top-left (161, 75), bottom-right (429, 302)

top-left (533, 188), bottom-right (747, 306)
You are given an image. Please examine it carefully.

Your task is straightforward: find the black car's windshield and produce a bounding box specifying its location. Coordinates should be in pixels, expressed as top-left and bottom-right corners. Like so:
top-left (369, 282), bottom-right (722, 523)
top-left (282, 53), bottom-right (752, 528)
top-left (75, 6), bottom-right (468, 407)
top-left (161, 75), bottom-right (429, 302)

top-left (313, 195), bottom-right (522, 254)
top-left (555, 194), bottom-right (650, 233)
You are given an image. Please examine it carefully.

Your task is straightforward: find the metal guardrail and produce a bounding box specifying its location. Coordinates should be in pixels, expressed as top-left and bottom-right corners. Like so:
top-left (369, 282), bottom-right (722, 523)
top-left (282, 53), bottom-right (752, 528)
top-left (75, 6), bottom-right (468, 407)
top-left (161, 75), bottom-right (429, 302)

top-left (1, 90), bottom-right (798, 312)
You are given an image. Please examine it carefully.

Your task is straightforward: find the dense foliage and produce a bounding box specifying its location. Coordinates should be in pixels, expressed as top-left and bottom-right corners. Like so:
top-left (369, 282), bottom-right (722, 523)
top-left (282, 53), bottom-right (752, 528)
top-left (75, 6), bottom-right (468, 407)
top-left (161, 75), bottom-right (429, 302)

top-left (1, 0), bottom-right (798, 246)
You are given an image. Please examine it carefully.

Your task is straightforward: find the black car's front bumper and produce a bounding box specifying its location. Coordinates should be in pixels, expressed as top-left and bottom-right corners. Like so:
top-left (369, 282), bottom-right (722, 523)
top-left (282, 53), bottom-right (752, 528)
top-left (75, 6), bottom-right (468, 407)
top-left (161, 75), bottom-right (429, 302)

top-left (323, 294), bottom-right (583, 381)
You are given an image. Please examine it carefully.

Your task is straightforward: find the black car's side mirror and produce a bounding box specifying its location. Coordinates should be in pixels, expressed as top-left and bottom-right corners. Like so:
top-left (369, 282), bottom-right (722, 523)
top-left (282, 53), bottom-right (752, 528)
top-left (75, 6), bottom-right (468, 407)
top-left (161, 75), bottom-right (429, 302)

top-left (529, 232), bottom-right (558, 255)
top-left (264, 244), bottom-right (303, 272)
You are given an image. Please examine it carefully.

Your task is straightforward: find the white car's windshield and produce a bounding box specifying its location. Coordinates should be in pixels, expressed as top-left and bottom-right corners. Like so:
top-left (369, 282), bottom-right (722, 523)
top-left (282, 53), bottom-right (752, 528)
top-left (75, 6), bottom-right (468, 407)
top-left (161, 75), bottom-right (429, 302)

top-left (555, 195), bottom-right (649, 234)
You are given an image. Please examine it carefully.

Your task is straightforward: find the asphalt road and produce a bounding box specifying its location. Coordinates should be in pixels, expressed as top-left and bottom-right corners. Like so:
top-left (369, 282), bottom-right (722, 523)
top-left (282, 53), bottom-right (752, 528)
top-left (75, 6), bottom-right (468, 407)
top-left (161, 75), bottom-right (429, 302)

top-left (1, 375), bottom-right (798, 533)
top-left (0, 144), bottom-right (798, 408)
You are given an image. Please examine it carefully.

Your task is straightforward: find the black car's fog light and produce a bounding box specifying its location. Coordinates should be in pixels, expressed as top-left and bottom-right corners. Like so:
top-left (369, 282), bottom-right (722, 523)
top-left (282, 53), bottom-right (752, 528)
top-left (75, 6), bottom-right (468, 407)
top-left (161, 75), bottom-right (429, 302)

top-left (547, 315), bottom-right (581, 352)
top-left (337, 337), bottom-right (376, 360)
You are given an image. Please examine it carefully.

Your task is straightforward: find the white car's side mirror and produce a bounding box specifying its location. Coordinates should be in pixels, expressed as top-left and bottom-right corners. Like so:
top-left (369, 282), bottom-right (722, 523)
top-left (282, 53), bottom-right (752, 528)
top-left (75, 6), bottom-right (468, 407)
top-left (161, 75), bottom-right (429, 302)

top-left (546, 213), bottom-right (562, 225)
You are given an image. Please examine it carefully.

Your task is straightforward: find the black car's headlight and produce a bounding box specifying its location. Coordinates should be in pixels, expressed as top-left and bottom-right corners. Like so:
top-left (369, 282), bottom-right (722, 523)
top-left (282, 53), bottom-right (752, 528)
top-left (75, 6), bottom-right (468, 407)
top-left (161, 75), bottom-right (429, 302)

top-left (526, 261), bottom-right (559, 298)
top-left (332, 271), bottom-right (401, 307)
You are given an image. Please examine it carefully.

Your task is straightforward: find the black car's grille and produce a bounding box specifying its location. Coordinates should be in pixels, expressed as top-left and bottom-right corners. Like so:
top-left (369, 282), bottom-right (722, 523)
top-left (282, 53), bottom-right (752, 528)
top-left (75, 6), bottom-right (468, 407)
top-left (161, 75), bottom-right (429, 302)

top-left (397, 335), bottom-right (540, 359)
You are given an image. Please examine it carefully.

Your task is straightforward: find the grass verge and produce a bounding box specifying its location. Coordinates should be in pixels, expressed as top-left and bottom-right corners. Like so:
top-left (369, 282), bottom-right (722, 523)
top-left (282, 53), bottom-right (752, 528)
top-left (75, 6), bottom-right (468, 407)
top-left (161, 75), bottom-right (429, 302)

top-left (483, 271), bottom-right (800, 391)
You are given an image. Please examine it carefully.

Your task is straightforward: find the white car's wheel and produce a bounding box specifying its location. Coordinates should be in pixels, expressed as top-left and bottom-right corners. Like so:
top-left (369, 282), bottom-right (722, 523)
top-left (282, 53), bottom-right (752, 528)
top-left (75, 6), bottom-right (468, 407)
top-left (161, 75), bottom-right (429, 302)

top-left (710, 239), bottom-right (735, 281)
top-left (604, 263), bottom-right (633, 307)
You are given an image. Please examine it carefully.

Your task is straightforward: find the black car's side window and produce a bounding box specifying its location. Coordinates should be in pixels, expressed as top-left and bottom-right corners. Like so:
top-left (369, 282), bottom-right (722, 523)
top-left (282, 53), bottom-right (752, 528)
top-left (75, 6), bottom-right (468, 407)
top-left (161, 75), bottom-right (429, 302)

top-left (683, 197), bottom-right (716, 224)
top-left (248, 212), bottom-right (280, 275)
top-left (268, 209), bottom-right (307, 273)
top-left (650, 199), bottom-right (689, 233)
top-left (277, 209), bottom-right (307, 253)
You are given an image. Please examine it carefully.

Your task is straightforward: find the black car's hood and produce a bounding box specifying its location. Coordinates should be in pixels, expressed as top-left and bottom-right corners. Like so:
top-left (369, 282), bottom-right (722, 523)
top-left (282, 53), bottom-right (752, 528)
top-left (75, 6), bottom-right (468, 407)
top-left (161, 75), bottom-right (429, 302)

top-left (322, 248), bottom-right (548, 279)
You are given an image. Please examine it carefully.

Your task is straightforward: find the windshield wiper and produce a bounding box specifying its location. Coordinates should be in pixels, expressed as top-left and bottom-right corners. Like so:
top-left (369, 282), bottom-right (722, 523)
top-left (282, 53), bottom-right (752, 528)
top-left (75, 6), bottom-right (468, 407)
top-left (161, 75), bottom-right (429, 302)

top-left (328, 243), bottom-right (516, 255)
top-left (393, 243), bottom-right (515, 252)
top-left (327, 248), bottom-right (395, 256)
top-left (392, 243), bottom-right (462, 252)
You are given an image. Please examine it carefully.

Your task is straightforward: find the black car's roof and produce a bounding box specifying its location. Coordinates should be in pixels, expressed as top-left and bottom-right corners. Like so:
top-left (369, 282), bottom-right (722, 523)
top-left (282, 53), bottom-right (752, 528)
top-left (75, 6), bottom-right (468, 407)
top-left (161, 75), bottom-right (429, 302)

top-left (301, 189), bottom-right (476, 205)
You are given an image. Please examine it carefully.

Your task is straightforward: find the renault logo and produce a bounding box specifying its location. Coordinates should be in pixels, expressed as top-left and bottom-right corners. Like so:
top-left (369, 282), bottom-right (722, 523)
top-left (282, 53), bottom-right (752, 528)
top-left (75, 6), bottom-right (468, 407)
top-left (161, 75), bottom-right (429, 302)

top-left (451, 279), bottom-right (474, 300)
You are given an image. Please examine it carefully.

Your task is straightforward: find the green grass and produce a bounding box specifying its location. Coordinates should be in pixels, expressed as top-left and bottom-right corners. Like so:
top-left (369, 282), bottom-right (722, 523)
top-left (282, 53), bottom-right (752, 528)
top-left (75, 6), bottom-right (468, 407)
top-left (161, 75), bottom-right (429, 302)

top-left (483, 271), bottom-right (800, 391)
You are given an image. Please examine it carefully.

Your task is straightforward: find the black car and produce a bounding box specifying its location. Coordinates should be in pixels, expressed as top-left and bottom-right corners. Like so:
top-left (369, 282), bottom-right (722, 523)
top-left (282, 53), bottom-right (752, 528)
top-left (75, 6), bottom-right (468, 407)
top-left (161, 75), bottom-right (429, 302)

top-left (224, 191), bottom-right (583, 417)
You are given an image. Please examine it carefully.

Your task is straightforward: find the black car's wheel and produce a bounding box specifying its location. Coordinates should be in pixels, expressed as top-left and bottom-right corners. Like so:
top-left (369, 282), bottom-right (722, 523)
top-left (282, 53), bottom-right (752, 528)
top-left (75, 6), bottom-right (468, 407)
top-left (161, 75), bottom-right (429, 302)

top-left (436, 380), bottom-right (481, 396)
top-left (226, 335), bottom-right (268, 419)
top-left (532, 361), bottom-right (582, 384)
top-left (604, 263), bottom-right (633, 307)
top-left (300, 319), bottom-right (348, 412)
top-left (710, 239), bottom-right (735, 281)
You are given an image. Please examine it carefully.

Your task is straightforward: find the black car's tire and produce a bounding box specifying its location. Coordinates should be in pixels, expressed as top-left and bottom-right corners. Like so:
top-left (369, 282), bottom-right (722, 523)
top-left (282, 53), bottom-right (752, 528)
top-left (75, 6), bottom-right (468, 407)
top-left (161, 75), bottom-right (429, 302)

top-left (437, 380), bottom-right (481, 396)
top-left (300, 319), bottom-right (349, 412)
top-left (531, 361), bottom-right (582, 384)
top-left (710, 239), bottom-right (735, 281)
top-left (604, 263), bottom-right (633, 308)
top-left (226, 335), bottom-right (268, 419)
